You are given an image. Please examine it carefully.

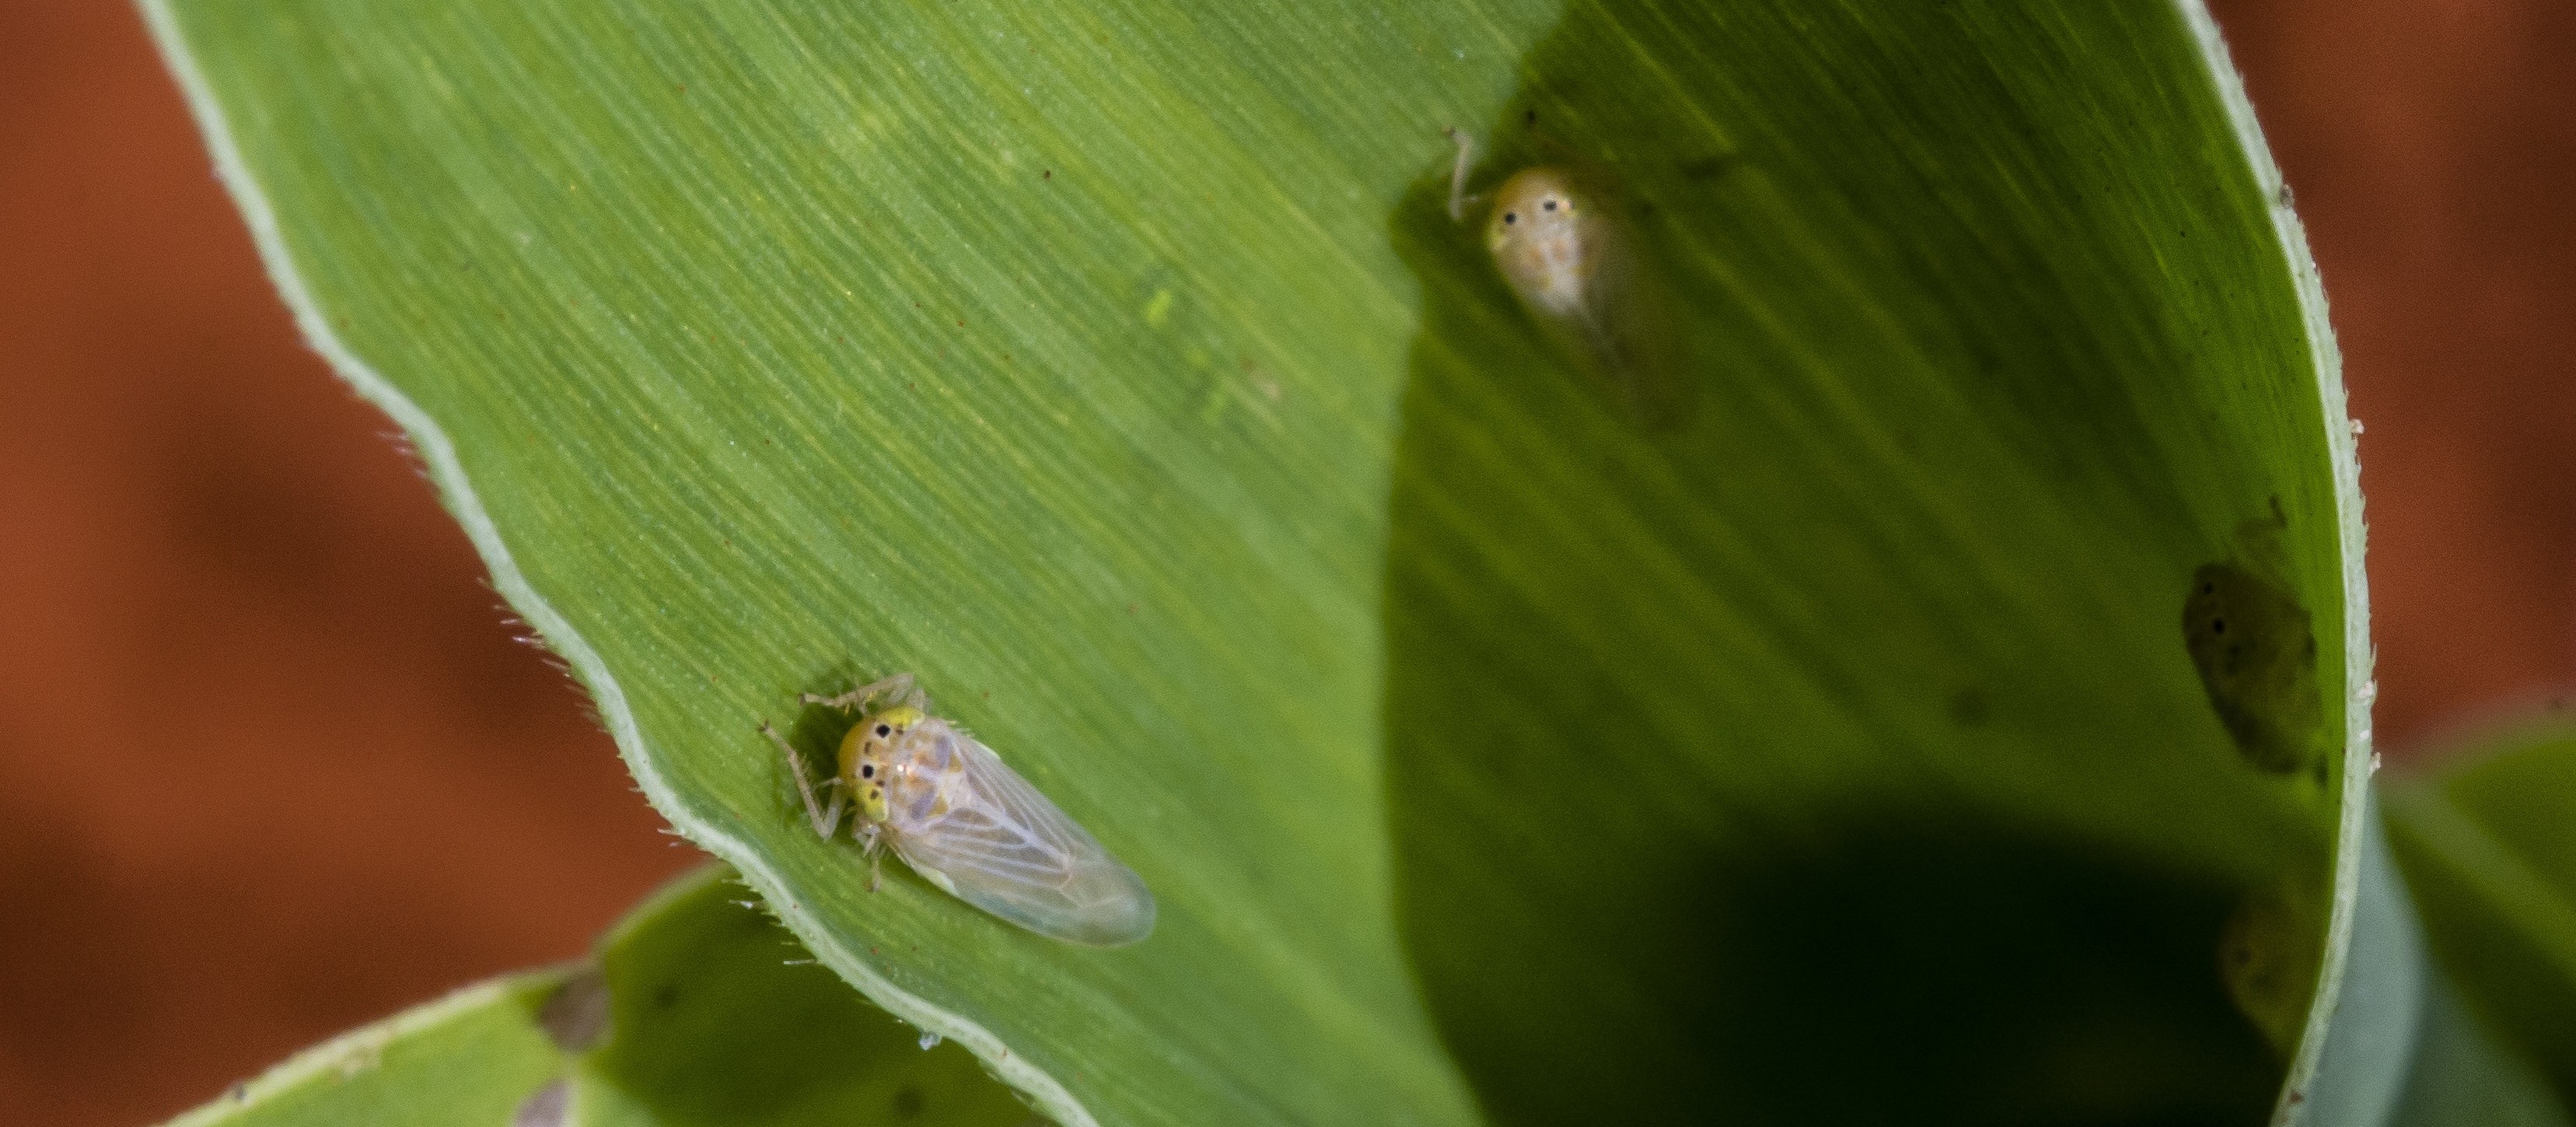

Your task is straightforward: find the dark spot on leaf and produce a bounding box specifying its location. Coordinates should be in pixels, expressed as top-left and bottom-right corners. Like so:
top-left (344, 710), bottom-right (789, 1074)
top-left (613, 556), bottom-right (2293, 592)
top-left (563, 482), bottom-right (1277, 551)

top-left (512, 1079), bottom-right (571, 1127)
top-left (2183, 563), bottom-right (2323, 774)
top-left (653, 983), bottom-right (679, 1009)
top-left (2218, 873), bottom-right (2326, 1062)
top-left (538, 965), bottom-right (612, 1052)
top-left (1679, 152), bottom-right (1744, 180)
top-left (1947, 688), bottom-right (1989, 727)
top-left (893, 1085), bottom-right (926, 1117)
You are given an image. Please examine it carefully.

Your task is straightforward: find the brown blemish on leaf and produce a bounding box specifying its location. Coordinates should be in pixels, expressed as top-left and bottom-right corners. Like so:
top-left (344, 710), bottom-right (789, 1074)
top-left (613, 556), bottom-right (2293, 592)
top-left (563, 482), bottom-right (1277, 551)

top-left (512, 1077), bottom-right (571, 1127)
top-left (538, 965), bottom-right (611, 1053)
top-left (2218, 869), bottom-right (2328, 1063)
top-left (2183, 561), bottom-right (2324, 774)
top-left (1947, 687), bottom-right (1990, 728)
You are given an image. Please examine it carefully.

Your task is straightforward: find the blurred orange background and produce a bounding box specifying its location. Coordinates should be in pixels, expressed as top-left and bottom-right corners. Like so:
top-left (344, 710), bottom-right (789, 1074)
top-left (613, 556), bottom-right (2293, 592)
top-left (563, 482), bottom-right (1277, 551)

top-left (0, 2), bottom-right (2567, 1123)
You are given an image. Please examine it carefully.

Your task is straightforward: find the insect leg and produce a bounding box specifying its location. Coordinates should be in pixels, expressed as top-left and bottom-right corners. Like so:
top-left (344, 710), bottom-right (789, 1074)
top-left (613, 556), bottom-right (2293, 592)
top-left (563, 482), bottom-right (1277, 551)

top-left (817, 782), bottom-right (846, 840)
top-left (1443, 127), bottom-right (1479, 222)
top-left (855, 823), bottom-right (885, 891)
top-left (759, 720), bottom-right (845, 838)
top-left (800, 671), bottom-right (918, 713)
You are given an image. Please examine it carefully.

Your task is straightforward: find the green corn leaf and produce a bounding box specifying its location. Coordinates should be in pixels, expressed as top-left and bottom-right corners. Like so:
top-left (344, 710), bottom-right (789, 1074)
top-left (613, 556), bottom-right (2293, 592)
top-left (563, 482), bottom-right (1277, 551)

top-left (165, 864), bottom-right (1036, 1127)
top-left (2297, 790), bottom-right (2570, 1127)
top-left (2384, 721), bottom-right (2576, 1112)
top-left (151, 0), bottom-right (2468, 1122)
top-left (161, 972), bottom-right (569, 1127)
top-left (575, 866), bottom-right (1038, 1126)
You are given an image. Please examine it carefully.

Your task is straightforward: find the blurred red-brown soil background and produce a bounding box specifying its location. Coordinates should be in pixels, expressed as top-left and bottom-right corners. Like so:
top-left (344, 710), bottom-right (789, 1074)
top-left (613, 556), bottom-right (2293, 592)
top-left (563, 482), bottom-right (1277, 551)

top-left (0, 2), bottom-right (2567, 1122)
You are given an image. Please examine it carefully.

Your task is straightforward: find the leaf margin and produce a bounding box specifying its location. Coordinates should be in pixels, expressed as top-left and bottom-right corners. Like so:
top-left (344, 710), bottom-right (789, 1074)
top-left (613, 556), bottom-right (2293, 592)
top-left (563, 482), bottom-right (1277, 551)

top-left (133, 2), bottom-right (1103, 1123)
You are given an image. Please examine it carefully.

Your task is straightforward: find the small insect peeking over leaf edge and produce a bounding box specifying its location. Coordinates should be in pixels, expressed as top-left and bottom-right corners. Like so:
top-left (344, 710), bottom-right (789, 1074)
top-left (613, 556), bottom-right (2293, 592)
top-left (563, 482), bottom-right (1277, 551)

top-left (1442, 128), bottom-right (1696, 430)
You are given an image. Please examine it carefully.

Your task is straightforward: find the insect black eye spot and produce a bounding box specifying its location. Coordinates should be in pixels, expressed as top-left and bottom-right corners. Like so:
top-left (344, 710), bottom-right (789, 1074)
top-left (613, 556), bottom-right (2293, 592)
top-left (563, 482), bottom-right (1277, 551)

top-left (875, 723), bottom-right (892, 737)
top-left (1503, 212), bottom-right (1517, 225)
top-left (1543, 198), bottom-right (1557, 212)
top-left (860, 764), bottom-right (875, 779)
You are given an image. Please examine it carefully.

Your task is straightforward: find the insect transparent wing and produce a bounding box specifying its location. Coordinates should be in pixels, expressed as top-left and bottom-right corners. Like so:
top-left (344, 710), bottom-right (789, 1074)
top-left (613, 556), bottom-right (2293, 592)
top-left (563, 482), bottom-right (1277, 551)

top-left (891, 729), bottom-right (1155, 947)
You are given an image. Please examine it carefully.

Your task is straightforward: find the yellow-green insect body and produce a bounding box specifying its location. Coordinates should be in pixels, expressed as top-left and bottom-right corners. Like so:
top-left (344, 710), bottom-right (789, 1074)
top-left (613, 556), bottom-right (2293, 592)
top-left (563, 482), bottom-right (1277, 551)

top-left (837, 702), bottom-right (924, 825)
top-left (1487, 166), bottom-right (1608, 320)
top-left (761, 674), bottom-right (1155, 947)
top-left (1452, 131), bottom-right (1694, 429)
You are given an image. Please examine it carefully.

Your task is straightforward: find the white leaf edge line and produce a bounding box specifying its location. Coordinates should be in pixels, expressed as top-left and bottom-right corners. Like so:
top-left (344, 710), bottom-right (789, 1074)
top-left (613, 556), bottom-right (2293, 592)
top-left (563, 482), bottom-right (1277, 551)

top-left (132, 5), bottom-right (1099, 1125)
top-left (160, 968), bottom-right (568, 1125)
top-left (2175, 3), bottom-right (2381, 1124)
